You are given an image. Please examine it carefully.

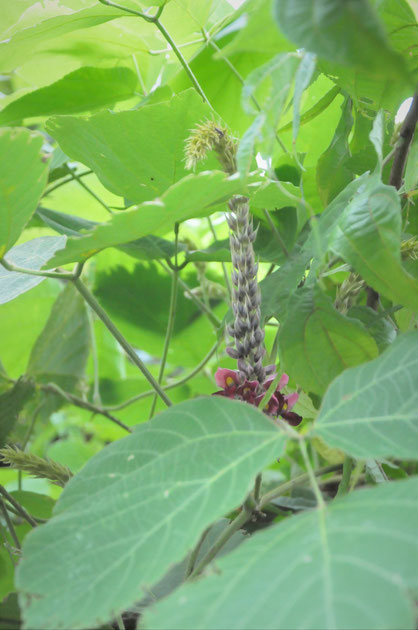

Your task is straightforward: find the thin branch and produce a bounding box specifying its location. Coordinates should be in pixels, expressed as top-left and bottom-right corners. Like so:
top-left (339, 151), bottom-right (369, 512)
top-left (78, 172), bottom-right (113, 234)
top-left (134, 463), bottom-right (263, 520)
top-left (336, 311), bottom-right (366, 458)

top-left (149, 223), bottom-right (180, 418)
top-left (41, 382), bottom-right (132, 433)
top-left (207, 216), bottom-right (231, 301)
top-left (299, 439), bottom-right (325, 509)
top-left (106, 340), bottom-right (219, 411)
top-left (72, 277), bottom-right (172, 407)
top-left (262, 209), bottom-right (290, 257)
top-left (185, 526), bottom-right (210, 578)
top-left (335, 456), bottom-right (353, 498)
top-left (389, 92), bottom-right (418, 190)
top-left (0, 486), bottom-right (37, 528)
top-left (259, 464), bottom-right (341, 508)
top-left (64, 165), bottom-right (113, 215)
top-left (0, 498), bottom-right (21, 549)
top-left (43, 170), bottom-right (93, 197)
top-left (0, 258), bottom-right (73, 280)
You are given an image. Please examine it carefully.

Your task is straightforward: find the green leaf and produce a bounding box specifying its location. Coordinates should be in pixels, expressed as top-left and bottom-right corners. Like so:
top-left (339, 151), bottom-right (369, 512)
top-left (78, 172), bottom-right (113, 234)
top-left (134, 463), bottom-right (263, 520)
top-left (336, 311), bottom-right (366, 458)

top-left (0, 377), bottom-right (35, 447)
top-left (278, 85), bottom-right (340, 134)
top-left (43, 171), bottom-right (251, 267)
top-left (9, 491), bottom-right (54, 520)
top-left (36, 207), bottom-right (185, 261)
top-left (0, 547), bottom-right (14, 603)
top-left (0, 128), bottom-right (48, 256)
top-left (330, 177), bottom-right (418, 311)
top-left (45, 89), bottom-right (212, 204)
top-left (236, 114), bottom-right (265, 178)
top-left (0, 236), bottom-right (66, 304)
top-left (316, 98), bottom-right (354, 206)
top-left (273, 0), bottom-right (410, 80)
top-left (314, 331), bottom-right (418, 459)
top-left (0, 5), bottom-right (124, 72)
top-left (278, 285), bottom-right (379, 395)
top-left (346, 306), bottom-right (396, 352)
top-left (26, 283), bottom-right (89, 392)
top-left (293, 52), bottom-right (316, 141)
top-left (143, 477), bottom-right (418, 630)
top-left (0, 67), bottom-right (138, 125)
top-left (16, 397), bottom-right (285, 630)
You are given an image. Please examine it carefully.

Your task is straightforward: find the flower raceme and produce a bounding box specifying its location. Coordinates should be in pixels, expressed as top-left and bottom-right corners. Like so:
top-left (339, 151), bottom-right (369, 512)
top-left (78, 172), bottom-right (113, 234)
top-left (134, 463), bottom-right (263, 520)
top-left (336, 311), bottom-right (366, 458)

top-left (213, 368), bottom-right (302, 426)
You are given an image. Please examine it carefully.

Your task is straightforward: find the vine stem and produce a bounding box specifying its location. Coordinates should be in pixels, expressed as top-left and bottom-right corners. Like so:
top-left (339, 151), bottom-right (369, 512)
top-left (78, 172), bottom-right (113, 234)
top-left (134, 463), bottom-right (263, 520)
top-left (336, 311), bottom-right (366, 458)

top-left (188, 464), bottom-right (341, 578)
top-left (389, 91), bottom-right (418, 190)
top-left (72, 277), bottom-right (172, 407)
top-left (299, 439), bottom-right (325, 509)
top-left (336, 455), bottom-right (353, 498)
top-left (43, 169), bottom-right (93, 197)
top-left (185, 526), bottom-right (210, 578)
top-left (98, 0), bottom-right (212, 109)
top-left (0, 498), bottom-right (20, 550)
top-left (41, 382), bottom-right (132, 433)
top-left (149, 224), bottom-right (180, 418)
top-left (0, 258), bottom-right (73, 280)
top-left (64, 165), bottom-right (113, 215)
top-left (106, 340), bottom-right (219, 411)
top-left (0, 485), bottom-right (37, 528)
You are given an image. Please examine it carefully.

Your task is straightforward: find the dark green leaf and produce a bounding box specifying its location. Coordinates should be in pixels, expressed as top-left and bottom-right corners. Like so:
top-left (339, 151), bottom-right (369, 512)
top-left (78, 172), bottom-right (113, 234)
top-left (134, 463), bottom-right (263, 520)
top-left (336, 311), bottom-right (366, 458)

top-left (143, 477), bottom-right (418, 630)
top-left (0, 236), bottom-right (66, 304)
top-left (0, 377), bottom-right (35, 446)
top-left (330, 177), bottom-right (418, 311)
top-left (0, 128), bottom-right (48, 256)
top-left (346, 306), bottom-right (397, 352)
top-left (26, 283), bottom-right (89, 392)
top-left (17, 397), bottom-right (285, 630)
top-left (278, 285), bottom-right (379, 395)
top-left (315, 331), bottom-right (418, 459)
top-left (273, 0), bottom-right (410, 80)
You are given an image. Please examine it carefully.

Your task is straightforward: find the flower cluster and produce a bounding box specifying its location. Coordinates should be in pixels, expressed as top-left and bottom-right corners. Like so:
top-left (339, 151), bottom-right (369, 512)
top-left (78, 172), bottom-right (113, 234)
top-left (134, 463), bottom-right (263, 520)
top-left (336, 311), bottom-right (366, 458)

top-left (213, 368), bottom-right (302, 426)
top-left (184, 120), bottom-right (237, 174)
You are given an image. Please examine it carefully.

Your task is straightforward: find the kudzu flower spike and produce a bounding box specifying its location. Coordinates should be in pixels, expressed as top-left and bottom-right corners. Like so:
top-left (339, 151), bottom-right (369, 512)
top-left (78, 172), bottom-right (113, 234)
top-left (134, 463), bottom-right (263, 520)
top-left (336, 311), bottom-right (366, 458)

top-left (184, 120), bottom-right (237, 174)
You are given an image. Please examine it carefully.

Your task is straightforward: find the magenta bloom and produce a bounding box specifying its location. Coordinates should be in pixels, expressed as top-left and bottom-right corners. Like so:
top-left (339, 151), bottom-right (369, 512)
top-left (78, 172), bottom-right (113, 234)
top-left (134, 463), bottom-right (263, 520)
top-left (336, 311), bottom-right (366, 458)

top-left (213, 368), bottom-right (302, 426)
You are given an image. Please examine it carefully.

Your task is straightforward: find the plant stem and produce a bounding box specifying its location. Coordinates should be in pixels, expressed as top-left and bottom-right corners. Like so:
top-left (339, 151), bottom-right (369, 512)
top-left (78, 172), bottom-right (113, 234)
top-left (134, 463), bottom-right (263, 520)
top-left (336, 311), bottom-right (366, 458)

top-left (64, 165), bottom-right (113, 215)
top-left (336, 455), bottom-right (353, 498)
top-left (72, 277), bottom-right (172, 407)
top-left (0, 486), bottom-right (37, 528)
top-left (185, 526), bottom-right (210, 578)
top-left (189, 501), bottom-right (253, 579)
top-left (207, 216), bottom-right (231, 301)
top-left (43, 170), bottom-right (92, 197)
top-left (299, 439), bottom-right (325, 509)
top-left (154, 19), bottom-right (213, 109)
top-left (19, 402), bottom-right (44, 490)
top-left (269, 327), bottom-right (280, 365)
top-left (0, 499), bottom-right (20, 549)
top-left (262, 209), bottom-right (290, 257)
top-left (258, 373), bottom-right (282, 411)
top-left (159, 261), bottom-right (221, 328)
top-left (0, 521), bottom-right (16, 566)
top-left (149, 224), bottom-right (180, 418)
top-left (41, 382), bottom-right (132, 433)
top-left (389, 91), bottom-right (418, 190)
top-left (253, 473), bottom-right (262, 507)
top-left (259, 464), bottom-right (341, 508)
top-left (190, 464), bottom-right (341, 578)
top-left (106, 340), bottom-right (219, 410)
top-left (0, 258), bottom-right (73, 280)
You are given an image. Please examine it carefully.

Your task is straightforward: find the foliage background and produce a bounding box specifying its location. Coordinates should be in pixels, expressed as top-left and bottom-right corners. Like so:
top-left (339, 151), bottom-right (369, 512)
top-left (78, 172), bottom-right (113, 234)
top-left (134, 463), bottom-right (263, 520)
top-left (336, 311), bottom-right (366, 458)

top-left (0, 0), bottom-right (417, 629)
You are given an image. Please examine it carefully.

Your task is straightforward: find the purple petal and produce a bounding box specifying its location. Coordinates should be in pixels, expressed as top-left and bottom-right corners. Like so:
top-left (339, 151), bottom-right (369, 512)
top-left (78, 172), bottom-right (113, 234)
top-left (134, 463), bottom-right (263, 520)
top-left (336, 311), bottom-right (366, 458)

top-left (284, 392), bottom-right (299, 410)
top-left (214, 368), bottom-right (238, 388)
top-left (281, 410), bottom-right (303, 426)
top-left (277, 373), bottom-right (289, 390)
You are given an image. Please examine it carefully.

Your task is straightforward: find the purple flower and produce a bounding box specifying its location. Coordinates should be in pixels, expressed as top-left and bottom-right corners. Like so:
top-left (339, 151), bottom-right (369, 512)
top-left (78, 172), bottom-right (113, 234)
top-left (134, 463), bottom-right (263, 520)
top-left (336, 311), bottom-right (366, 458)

top-left (213, 368), bottom-right (302, 426)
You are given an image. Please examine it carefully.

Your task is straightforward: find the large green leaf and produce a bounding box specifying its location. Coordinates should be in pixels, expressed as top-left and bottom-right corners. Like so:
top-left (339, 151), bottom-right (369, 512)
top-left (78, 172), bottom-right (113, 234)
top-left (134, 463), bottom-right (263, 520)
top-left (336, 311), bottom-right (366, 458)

top-left (143, 477), bottom-right (418, 630)
top-left (316, 99), bottom-right (354, 206)
top-left (0, 5), bottom-right (124, 72)
top-left (0, 236), bottom-right (66, 305)
top-left (16, 397), bottom-right (285, 629)
top-left (0, 67), bottom-right (138, 125)
top-left (278, 286), bottom-right (379, 395)
top-left (314, 331), bottom-right (418, 459)
top-left (273, 0), bottom-right (410, 80)
top-left (0, 128), bottom-right (48, 256)
top-left (26, 283), bottom-right (89, 392)
top-left (330, 177), bottom-right (418, 311)
top-left (43, 171), bottom-right (251, 267)
top-left (46, 90), bottom-right (212, 204)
